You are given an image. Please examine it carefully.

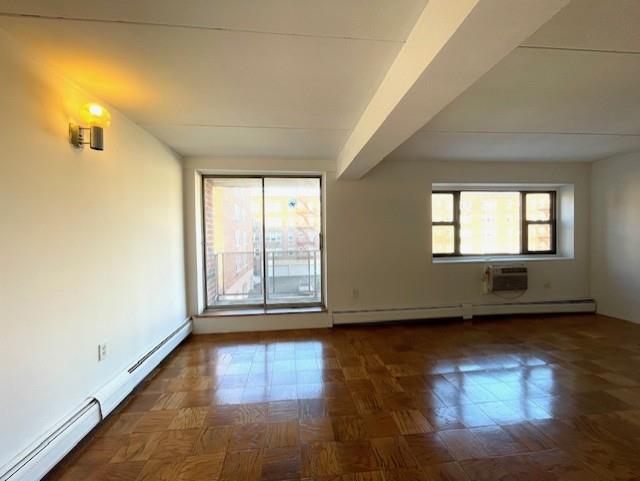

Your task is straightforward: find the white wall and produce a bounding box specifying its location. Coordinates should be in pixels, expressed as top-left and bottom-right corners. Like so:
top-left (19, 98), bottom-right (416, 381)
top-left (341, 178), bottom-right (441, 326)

top-left (0, 30), bottom-right (186, 469)
top-left (183, 157), bottom-right (591, 317)
top-left (591, 153), bottom-right (640, 323)
top-left (328, 160), bottom-right (591, 311)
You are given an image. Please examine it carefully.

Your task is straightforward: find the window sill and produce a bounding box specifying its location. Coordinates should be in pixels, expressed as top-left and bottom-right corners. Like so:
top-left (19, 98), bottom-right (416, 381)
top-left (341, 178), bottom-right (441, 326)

top-left (432, 255), bottom-right (573, 264)
top-left (197, 306), bottom-right (326, 318)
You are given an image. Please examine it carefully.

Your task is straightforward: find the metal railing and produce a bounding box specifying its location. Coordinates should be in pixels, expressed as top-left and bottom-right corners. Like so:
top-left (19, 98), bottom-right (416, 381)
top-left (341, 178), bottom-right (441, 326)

top-left (209, 250), bottom-right (321, 305)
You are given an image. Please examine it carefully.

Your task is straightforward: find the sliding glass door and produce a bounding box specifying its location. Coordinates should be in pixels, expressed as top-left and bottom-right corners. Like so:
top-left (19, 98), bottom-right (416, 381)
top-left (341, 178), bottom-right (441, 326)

top-left (203, 176), bottom-right (322, 309)
top-left (264, 178), bottom-right (322, 305)
top-left (202, 178), bottom-right (264, 307)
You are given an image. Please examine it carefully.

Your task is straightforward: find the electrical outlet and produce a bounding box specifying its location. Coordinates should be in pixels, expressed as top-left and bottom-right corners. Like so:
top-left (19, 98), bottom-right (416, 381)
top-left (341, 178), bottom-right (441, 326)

top-left (544, 281), bottom-right (552, 289)
top-left (98, 343), bottom-right (107, 361)
top-left (351, 288), bottom-right (359, 299)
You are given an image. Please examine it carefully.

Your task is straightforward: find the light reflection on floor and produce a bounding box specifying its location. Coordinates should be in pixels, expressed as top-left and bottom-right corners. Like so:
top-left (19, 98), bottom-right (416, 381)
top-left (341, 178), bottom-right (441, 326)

top-left (47, 315), bottom-right (640, 481)
top-left (198, 336), bottom-right (563, 427)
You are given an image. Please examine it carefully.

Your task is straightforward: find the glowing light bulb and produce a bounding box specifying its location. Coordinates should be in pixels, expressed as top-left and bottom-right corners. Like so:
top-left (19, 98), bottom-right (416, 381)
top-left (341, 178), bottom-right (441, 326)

top-left (80, 103), bottom-right (111, 128)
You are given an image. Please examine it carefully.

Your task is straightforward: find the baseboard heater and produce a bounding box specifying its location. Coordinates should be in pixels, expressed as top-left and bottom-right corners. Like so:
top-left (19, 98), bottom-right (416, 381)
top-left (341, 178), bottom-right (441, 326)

top-left (0, 401), bottom-right (101, 481)
top-left (1, 319), bottom-right (192, 481)
top-left (332, 299), bottom-right (595, 325)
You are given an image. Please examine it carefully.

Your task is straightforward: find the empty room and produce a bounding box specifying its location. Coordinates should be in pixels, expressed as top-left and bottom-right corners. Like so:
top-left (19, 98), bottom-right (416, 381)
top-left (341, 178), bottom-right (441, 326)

top-left (2, 1), bottom-right (640, 480)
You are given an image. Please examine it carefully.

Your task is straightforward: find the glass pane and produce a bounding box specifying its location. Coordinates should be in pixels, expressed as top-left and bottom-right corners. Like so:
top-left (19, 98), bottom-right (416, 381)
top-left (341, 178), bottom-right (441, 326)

top-left (460, 192), bottom-right (521, 254)
top-left (432, 225), bottom-right (455, 254)
top-left (528, 224), bottom-right (552, 252)
top-left (526, 193), bottom-right (551, 221)
top-left (432, 193), bottom-right (454, 222)
top-left (264, 178), bottom-right (322, 305)
top-left (203, 178), bottom-right (264, 307)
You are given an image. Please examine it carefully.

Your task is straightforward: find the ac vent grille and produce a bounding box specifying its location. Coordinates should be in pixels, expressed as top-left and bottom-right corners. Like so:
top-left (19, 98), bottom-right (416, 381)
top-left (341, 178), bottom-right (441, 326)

top-left (487, 264), bottom-right (528, 292)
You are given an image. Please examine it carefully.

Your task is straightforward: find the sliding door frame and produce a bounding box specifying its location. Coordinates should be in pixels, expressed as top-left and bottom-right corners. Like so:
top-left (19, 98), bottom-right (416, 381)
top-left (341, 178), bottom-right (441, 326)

top-left (201, 174), bottom-right (324, 310)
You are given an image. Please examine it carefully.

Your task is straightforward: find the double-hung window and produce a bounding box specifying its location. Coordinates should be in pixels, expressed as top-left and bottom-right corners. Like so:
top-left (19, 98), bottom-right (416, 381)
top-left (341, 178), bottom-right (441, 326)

top-left (432, 190), bottom-right (556, 257)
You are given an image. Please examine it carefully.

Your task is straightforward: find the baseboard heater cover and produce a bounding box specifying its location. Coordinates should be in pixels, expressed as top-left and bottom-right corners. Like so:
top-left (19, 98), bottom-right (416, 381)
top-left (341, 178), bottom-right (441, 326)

top-left (332, 299), bottom-right (595, 325)
top-left (473, 299), bottom-right (596, 316)
top-left (332, 306), bottom-right (461, 325)
top-left (0, 401), bottom-right (101, 481)
top-left (1, 318), bottom-right (192, 481)
top-left (95, 319), bottom-right (193, 417)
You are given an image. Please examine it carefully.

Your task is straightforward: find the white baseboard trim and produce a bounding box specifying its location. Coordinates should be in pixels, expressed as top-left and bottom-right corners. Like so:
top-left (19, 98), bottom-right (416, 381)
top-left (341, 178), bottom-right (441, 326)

top-left (1, 318), bottom-right (192, 481)
top-left (193, 312), bottom-right (331, 334)
top-left (95, 319), bottom-right (192, 416)
top-left (0, 402), bottom-right (100, 481)
top-left (332, 299), bottom-right (596, 325)
top-left (473, 300), bottom-right (596, 317)
top-left (332, 306), bottom-right (461, 325)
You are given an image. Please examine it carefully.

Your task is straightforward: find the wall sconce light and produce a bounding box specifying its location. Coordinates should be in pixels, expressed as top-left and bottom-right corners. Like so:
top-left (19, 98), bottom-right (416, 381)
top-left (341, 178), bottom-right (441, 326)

top-left (69, 103), bottom-right (111, 151)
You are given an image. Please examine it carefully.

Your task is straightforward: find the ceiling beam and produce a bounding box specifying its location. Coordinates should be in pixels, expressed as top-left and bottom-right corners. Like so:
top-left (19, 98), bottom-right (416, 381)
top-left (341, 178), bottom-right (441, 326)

top-left (336, 0), bottom-right (570, 179)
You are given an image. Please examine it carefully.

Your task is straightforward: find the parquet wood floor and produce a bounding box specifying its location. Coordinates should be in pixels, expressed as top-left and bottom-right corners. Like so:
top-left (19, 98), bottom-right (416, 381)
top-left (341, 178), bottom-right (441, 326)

top-left (45, 314), bottom-right (640, 480)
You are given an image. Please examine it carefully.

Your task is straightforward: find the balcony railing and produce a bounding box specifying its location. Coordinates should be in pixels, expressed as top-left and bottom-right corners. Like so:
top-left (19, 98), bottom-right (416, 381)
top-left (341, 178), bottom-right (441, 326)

top-left (207, 250), bottom-right (321, 306)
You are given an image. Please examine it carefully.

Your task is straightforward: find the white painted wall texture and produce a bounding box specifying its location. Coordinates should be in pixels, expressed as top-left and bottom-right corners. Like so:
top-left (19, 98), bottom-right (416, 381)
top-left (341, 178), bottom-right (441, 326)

top-left (591, 153), bottom-right (640, 323)
top-left (184, 157), bottom-right (592, 316)
top-left (0, 30), bottom-right (186, 469)
top-left (328, 160), bottom-right (591, 311)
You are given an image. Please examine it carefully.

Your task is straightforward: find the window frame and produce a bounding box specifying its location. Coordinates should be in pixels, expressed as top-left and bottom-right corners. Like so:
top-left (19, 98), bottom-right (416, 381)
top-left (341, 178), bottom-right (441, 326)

top-left (201, 174), bottom-right (325, 310)
top-left (432, 189), bottom-right (557, 258)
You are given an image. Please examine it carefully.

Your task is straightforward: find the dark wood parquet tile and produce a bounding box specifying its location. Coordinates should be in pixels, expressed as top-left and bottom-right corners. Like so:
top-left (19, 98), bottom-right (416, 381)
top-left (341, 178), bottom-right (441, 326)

top-left (382, 468), bottom-right (430, 481)
top-left (501, 421), bottom-right (556, 452)
top-left (98, 413), bottom-right (143, 437)
top-left (299, 417), bottom-right (335, 443)
top-left (168, 407), bottom-right (208, 430)
top-left (335, 441), bottom-right (380, 473)
top-left (437, 429), bottom-right (487, 461)
top-left (265, 420), bottom-right (299, 448)
top-left (220, 449), bottom-right (263, 481)
top-left (99, 461), bottom-right (146, 481)
top-left (421, 463), bottom-right (471, 481)
top-left (468, 425), bottom-right (527, 456)
top-left (341, 471), bottom-right (385, 481)
top-left (301, 442), bottom-right (341, 476)
top-left (110, 432), bottom-right (162, 463)
top-left (193, 426), bottom-right (232, 455)
top-left (260, 446), bottom-right (302, 481)
top-left (404, 433), bottom-right (454, 467)
top-left (72, 435), bottom-right (124, 466)
top-left (369, 437), bottom-right (418, 470)
top-left (175, 453), bottom-right (225, 481)
top-left (229, 422), bottom-right (267, 450)
top-left (362, 413), bottom-right (400, 438)
top-left (460, 454), bottom-right (556, 481)
top-left (124, 393), bottom-right (162, 413)
top-left (526, 449), bottom-right (600, 481)
top-left (391, 410), bottom-right (432, 435)
top-left (331, 416), bottom-right (369, 442)
top-left (136, 459), bottom-right (183, 481)
top-left (46, 464), bottom-right (97, 481)
top-left (607, 387), bottom-right (640, 409)
top-left (45, 314), bottom-right (640, 481)
top-left (150, 429), bottom-right (199, 461)
top-left (133, 411), bottom-right (178, 433)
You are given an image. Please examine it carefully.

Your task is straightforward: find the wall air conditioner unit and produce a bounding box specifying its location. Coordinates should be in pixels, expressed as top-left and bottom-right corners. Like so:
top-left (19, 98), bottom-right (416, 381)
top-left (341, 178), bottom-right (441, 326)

top-left (483, 264), bottom-right (528, 292)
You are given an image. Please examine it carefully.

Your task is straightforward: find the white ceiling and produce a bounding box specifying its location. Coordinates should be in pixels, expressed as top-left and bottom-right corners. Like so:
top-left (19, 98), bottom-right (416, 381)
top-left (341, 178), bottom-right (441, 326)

top-left (388, 0), bottom-right (640, 163)
top-left (2, 0), bottom-right (639, 164)
top-left (0, 0), bottom-right (428, 159)
top-left (523, 0), bottom-right (640, 52)
top-left (0, 0), bottom-right (427, 41)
